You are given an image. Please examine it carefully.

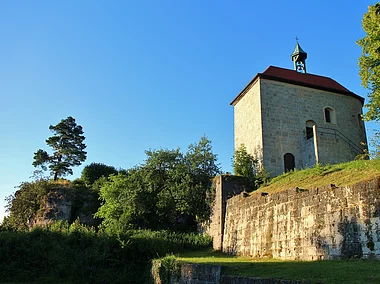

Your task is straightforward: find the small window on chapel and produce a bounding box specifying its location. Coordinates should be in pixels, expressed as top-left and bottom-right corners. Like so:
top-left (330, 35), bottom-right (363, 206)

top-left (324, 107), bottom-right (336, 124)
top-left (305, 120), bottom-right (316, 140)
top-left (306, 127), bottom-right (313, 139)
top-left (325, 108), bottom-right (331, 122)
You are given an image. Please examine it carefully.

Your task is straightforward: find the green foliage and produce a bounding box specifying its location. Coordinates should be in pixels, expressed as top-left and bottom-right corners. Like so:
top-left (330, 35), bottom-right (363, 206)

top-left (152, 255), bottom-right (181, 284)
top-left (232, 144), bottom-right (269, 190)
top-left (0, 223), bottom-right (212, 283)
top-left (81, 162), bottom-right (118, 187)
top-left (254, 167), bottom-right (271, 189)
top-left (0, 223), bottom-right (133, 283)
top-left (95, 170), bottom-right (147, 235)
top-left (3, 178), bottom-right (103, 230)
top-left (124, 230), bottom-right (212, 256)
top-left (366, 130), bottom-right (380, 159)
top-left (96, 136), bottom-right (221, 233)
top-left (70, 185), bottom-right (102, 226)
top-left (233, 144), bottom-right (258, 177)
top-left (186, 136), bottom-right (221, 181)
top-left (3, 179), bottom-right (51, 231)
top-left (33, 116), bottom-right (87, 180)
top-left (357, 3), bottom-right (380, 121)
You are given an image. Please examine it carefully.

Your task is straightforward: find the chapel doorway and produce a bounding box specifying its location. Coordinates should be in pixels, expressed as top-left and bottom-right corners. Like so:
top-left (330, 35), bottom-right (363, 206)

top-left (284, 153), bottom-right (295, 172)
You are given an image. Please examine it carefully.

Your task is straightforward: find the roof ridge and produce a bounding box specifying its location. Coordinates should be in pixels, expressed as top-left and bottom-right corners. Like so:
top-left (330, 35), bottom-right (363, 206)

top-left (263, 66), bottom-right (351, 92)
top-left (231, 66), bottom-right (364, 106)
top-left (265, 65), bottom-right (333, 80)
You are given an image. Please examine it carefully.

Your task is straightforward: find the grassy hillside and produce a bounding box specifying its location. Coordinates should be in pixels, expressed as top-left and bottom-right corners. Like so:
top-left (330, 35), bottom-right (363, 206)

top-left (256, 159), bottom-right (380, 194)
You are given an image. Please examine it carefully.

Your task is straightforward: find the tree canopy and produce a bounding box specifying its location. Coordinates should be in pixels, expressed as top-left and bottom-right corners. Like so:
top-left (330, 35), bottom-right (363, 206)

top-left (80, 162), bottom-right (118, 187)
top-left (95, 136), bottom-right (221, 233)
top-left (357, 3), bottom-right (380, 121)
top-left (33, 116), bottom-right (87, 180)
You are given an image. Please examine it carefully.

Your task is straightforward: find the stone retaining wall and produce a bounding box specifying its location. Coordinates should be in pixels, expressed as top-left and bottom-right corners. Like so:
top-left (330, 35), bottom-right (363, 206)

top-left (151, 261), bottom-right (310, 284)
top-left (207, 176), bottom-right (249, 250)
top-left (220, 176), bottom-right (380, 260)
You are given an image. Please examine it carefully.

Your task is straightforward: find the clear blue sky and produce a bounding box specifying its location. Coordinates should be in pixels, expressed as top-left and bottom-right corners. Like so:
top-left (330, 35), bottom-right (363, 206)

top-left (0, 0), bottom-right (377, 222)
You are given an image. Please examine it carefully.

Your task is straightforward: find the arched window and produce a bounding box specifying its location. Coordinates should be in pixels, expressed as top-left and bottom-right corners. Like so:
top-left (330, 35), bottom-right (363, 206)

top-left (306, 120), bottom-right (316, 140)
top-left (284, 153), bottom-right (295, 173)
top-left (324, 107), bottom-right (336, 124)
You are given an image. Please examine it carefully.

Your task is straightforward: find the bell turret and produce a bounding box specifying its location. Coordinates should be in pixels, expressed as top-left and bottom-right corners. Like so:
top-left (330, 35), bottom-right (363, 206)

top-left (291, 41), bottom-right (307, 73)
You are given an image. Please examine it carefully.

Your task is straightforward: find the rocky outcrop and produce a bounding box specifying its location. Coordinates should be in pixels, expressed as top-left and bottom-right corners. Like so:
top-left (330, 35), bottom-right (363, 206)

top-left (33, 186), bottom-right (100, 227)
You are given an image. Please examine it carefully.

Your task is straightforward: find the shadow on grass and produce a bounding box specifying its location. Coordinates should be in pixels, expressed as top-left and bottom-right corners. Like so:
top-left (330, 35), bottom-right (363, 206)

top-left (220, 260), bottom-right (380, 284)
top-left (178, 249), bottom-right (380, 284)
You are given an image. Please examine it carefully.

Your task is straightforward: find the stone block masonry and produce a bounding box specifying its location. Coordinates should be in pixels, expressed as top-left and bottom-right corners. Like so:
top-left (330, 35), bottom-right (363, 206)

top-left (151, 261), bottom-right (310, 284)
top-left (233, 75), bottom-right (367, 177)
top-left (258, 79), bottom-right (367, 176)
top-left (207, 176), bottom-right (251, 250)
top-left (209, 176), bottom-right (380, 260)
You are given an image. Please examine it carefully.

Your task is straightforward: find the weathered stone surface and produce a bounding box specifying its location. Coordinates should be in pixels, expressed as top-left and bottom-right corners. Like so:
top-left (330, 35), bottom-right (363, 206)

top-left (213, 176), bottom-right (380, 260)
top-left (233, 77), bottom-right (367, 176)
top-left (206, 176), bottom-right (249, 250)
top-left (33, 187), bottom-right (100, 227)
top-left (34, 188), bottom-right (72, 226)
top-left (180, 263), bottom-right (221, 284)
top-left (151, 261), bottom-right (312, 284)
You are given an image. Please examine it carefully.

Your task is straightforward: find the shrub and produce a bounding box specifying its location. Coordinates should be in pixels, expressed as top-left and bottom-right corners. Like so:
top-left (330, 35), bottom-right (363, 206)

top-left (0, 224), bottom-right (212, 283)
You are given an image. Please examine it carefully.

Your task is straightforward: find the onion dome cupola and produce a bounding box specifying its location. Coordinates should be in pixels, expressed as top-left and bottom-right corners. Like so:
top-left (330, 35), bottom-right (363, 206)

top-left (291, 41), bottom-right (307, 73)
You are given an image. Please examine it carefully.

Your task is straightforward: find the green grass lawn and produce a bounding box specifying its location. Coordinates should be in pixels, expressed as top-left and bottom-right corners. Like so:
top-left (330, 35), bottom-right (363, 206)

top-left (256, 159), bottom-right (380, 194)
top-left (176, 249), bottom-right (380, 284)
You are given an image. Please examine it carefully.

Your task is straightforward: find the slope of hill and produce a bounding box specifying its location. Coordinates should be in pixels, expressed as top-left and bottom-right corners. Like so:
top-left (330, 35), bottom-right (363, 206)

top-left (257, 159), bottom-right (380, 194)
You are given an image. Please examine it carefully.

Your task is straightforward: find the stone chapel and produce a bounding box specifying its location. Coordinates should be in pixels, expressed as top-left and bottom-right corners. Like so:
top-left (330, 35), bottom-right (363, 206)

top-left (231, 42), bottom-right (368, 176)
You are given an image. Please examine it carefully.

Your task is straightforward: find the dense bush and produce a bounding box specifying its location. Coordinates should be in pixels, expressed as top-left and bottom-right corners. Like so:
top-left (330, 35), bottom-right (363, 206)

top-left (3, 179), bottom-right (103, 230)
top-left (0, 223), bottom-right (132, 283)
top-left (0, 222), bottom-right (212, 283)
top-left (3, 179), bottom-right (52, 230)
top-left (232, 144), bottom-right (269, 190)
top-left (123, 229), bottom-right (212, 258)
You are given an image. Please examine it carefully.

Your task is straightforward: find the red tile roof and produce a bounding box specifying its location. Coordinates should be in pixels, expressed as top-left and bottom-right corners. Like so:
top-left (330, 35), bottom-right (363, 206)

top-left (230, 66), bottom-right (364, 106)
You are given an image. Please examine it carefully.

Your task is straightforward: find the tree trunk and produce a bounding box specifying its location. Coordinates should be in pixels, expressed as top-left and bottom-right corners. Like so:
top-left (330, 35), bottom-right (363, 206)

top-left (54, 154), bottom-right (62, 181)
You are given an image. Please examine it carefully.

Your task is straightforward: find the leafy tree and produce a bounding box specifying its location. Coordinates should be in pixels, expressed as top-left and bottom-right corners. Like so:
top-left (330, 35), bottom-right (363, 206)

top-left (232, 144), bottom-right (258, 178)
top-left (184, 136), bottom-right (221, 221)
top-left (3, 179), bottom-right (51, 230)
top-left (81, 162), bottom-right (118, 187)
top-left (33, 116), bottom-right (87, 180)
top-left (186, 136), bottom-right (221, 183)
top-left (143, 148), bottom-right (186, 227)
top-left (95, 168), bottom-right (159, 234)
top-left (357, 3), bottom-right (380, 121)
top-left (145, 137), bottom-right (220, 227)
top-left (96, 137), bottom-right (221, 233)
top-left (232, 144), bottom-right (269, 190)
